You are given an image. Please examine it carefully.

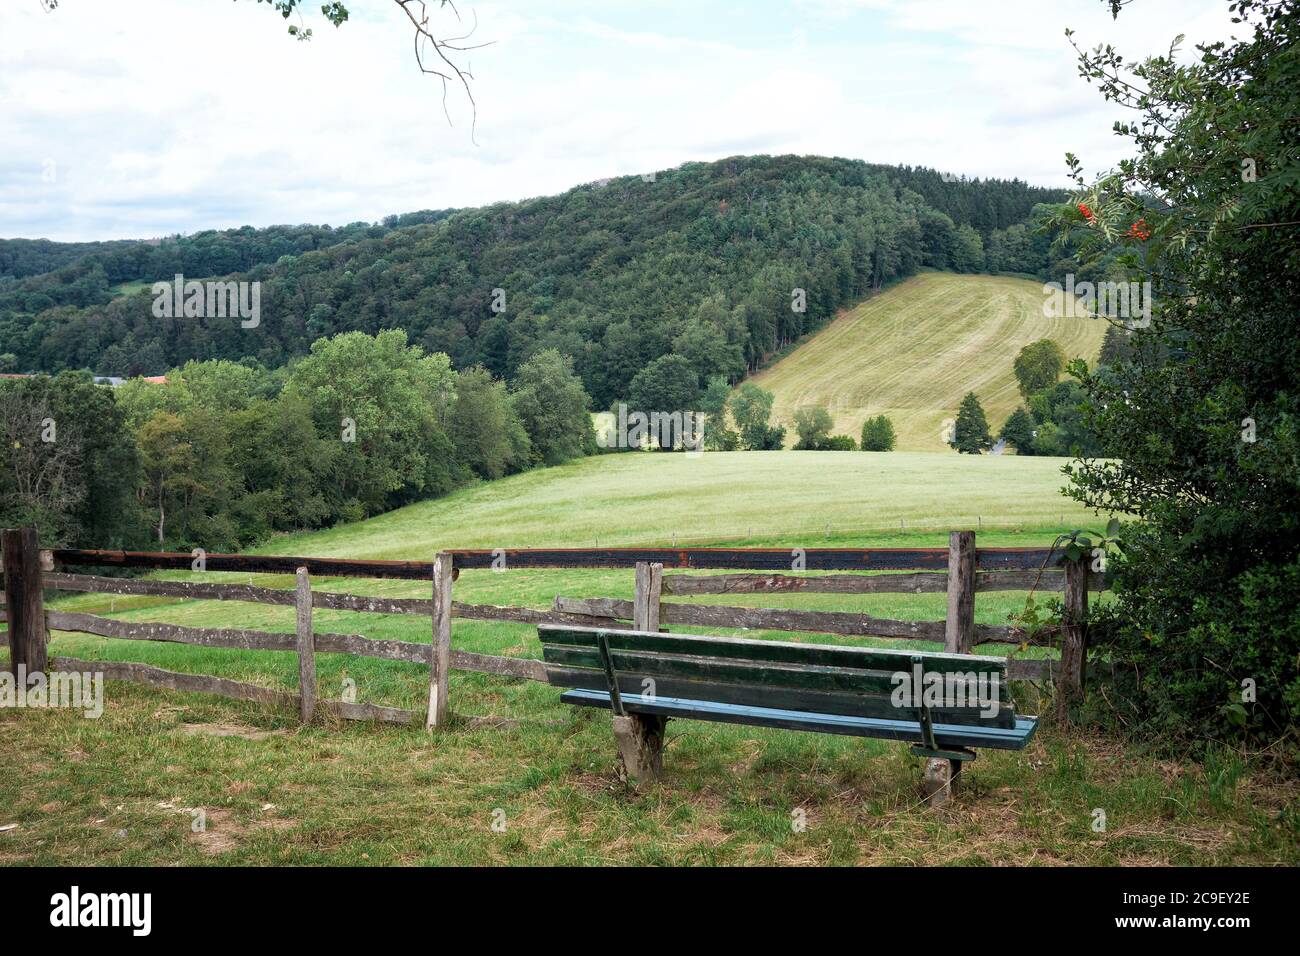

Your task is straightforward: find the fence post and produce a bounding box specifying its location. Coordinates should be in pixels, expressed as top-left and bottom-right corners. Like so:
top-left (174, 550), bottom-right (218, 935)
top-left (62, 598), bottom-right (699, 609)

top-left (633, 562), bottom-right (663, 632)
top-left (2, 527), bottom-right (48, 675)
top-left (426, 551), bottom-right (454, 729)
top-left (1055, 555), bottom-right (1090, 720)
top-left (944, 530), bottom-right (976, 654)
top-left (295, 567), bottom-right (316, 723)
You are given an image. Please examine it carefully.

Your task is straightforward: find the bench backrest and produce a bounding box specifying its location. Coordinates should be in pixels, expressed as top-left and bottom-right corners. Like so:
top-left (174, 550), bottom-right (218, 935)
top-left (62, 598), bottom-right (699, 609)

top-left (538, 625), bottom-right (1014, 729)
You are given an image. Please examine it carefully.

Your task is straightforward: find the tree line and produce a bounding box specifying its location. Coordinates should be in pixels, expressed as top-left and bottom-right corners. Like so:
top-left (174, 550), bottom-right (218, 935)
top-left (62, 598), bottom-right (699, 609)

top-left (0, 332), bottom-right (593, 551)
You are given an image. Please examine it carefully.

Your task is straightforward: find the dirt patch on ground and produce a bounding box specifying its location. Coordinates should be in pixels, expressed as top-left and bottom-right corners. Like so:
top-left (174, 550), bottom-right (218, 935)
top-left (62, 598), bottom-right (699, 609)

top-left (566, 770), bottom-right (623, 796)
top-left (189, 809), bottom-right (241, 854)
top-left (156, 801), bottom-right (293, 856)
top-left (178, 722), bottom-right (285, 741)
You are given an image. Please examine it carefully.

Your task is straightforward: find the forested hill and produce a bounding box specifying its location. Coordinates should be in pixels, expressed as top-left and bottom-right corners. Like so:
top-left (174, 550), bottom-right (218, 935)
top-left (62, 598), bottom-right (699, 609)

top-left (0, 237), bottom-right (143, 280)
top-left (0, 211), bottom-right (458, 300)
top-left (0, 155), bottom-right (1066, 406)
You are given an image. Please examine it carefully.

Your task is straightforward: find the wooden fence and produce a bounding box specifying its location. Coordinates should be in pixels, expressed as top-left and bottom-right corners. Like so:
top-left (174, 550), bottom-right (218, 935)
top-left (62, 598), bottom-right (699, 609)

top-left (0, 528), bottom-right (1103, 727)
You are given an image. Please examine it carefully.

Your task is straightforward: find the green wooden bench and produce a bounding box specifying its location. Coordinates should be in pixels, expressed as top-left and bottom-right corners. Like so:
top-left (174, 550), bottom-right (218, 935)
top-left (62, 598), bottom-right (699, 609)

top-left (539, 625), bottom-right (1038, 805)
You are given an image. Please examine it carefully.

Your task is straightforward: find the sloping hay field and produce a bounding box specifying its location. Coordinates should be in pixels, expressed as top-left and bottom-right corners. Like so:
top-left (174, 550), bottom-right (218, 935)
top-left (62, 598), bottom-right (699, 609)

top-left (750, 272), bottom-right (1108, 451)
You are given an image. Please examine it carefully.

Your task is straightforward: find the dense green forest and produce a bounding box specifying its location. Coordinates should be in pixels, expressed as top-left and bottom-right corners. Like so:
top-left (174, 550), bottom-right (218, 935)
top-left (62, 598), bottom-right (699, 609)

top-left (0, 156), bottom-right (1066, 405)
top-left (0, 212), bottom-right (456, 311)
top-left (0, 238), bottom-right (143, 281)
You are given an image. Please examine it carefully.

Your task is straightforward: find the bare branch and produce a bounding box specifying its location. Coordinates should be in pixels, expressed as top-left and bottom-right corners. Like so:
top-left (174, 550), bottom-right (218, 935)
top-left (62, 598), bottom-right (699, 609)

top-left (394, 0), bottom-right (493, 142)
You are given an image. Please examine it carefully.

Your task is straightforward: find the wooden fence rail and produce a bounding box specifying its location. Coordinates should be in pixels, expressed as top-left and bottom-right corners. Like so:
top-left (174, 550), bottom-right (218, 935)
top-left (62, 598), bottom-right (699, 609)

top-left (551, 595), bottom-right (1046, 645)
top-left (50, 545), bottom-right (1072, 573)
top-left (43, 610), bottom-right (546, 678)
top-left (660, 568), bottom-right (1102, 594)
top-left (52, 656), bottom-right (415, 724)
top-left (3, 529), bottom-right (1096, 728)
top-left (42, 571), bottom-right (616, 627)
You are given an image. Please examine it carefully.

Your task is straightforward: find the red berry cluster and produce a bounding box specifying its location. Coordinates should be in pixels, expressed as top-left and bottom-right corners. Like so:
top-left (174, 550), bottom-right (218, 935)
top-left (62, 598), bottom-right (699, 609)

top-left (1124, 217), bottom-right (1152, 241)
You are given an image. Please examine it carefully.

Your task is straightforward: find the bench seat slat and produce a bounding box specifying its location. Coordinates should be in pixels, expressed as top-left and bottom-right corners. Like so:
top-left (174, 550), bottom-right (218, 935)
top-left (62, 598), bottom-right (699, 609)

top-left (561, 689), bottom-right (1038, 751)
top-left (542, 644), bottom-right (1008, 702)
top-left (538, 625), bottom-right (1007, 678)
top-left (544, 663), bottom-right (1015, 727)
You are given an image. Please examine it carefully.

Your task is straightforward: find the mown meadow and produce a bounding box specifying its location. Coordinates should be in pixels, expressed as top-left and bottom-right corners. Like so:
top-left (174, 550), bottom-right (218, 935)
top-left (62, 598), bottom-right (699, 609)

top-left (2, 451), bottom-right (1295, 865)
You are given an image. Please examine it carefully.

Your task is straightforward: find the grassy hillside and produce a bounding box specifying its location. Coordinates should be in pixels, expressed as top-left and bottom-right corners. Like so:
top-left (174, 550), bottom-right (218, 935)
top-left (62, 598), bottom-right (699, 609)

top-left (749, 273), bottom-right (1108, 451)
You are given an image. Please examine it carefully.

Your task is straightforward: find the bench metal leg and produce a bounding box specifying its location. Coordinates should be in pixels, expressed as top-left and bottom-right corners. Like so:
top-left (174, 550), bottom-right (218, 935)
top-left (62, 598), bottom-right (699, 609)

top-left (922, 757), bottom-right (962, 807)
top-left (612, 713), bottom-right (666, 786)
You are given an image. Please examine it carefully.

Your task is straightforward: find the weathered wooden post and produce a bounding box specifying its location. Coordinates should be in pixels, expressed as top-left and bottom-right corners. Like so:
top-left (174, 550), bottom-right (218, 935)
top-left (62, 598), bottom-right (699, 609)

top-left (633, 561), bottom-right (663, 632)
top-left (616, 562), bottom-right (668, 784)
top-left (944, 530), bottom-right (976, 654)
top-left (929, 530), bottom-right (977, 800)
top-left (1055, 554), bottom-right (1090, 720)
top-left (613, 713), bottom-right (667, 785)
top-left (425, 551), bottom-right (454, 729)
top-left (295, 567), bottom-right (316, 723)
top-left (2, 527), bottom-right (48, 675)
top-left (922, 759), bottom-right (956, 807)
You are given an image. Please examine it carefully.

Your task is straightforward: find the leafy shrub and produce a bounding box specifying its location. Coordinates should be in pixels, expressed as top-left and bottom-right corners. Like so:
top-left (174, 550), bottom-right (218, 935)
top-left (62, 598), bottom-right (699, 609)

top-left (1086, 534), bottom-right (1300, 749)
top-left (819, 435), bottom-right (857, 451)
top-left (704, 424), bottom-right (740, 451)
top-left (860, 414), bottom-right (896, 451)
top-left (746, 424), bottom-right (787, 450)
top-left (1052, 0), bottom-right (1300, 750)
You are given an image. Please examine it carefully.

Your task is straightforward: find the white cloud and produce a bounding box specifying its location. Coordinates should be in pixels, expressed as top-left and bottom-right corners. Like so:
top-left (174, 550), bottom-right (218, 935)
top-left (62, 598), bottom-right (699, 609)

top-left (0, 0), bottom-right (1235, 240)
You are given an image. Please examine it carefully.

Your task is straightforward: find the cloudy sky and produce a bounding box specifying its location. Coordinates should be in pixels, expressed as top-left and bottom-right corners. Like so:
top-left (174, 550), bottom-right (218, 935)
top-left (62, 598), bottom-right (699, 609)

top-left (1, 0), bottom-right (1237, 241)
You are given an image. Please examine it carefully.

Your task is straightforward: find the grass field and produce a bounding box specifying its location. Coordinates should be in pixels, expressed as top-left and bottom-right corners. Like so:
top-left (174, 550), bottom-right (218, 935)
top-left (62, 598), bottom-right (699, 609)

top-left (108, 279), bottom-right (153, 299)
top-left (749, 272), bottom-right (1109, 451)
top-left (253, 449), bottom-right (1101, 555)
top-left (2, 452), bottom-right (1295, 866)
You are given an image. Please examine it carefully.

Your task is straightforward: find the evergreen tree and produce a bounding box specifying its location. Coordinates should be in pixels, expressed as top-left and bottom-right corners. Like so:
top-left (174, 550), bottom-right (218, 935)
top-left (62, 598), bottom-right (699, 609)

top-left (951, 392), bottom-right (992, 454)
top-left (1098, 325), bottom-right (1134, 367)
top-left (999, 406), bottom-right (1036, 454)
